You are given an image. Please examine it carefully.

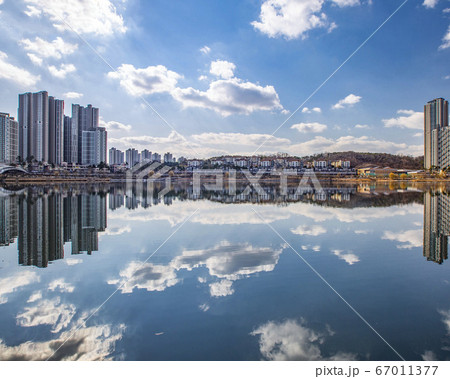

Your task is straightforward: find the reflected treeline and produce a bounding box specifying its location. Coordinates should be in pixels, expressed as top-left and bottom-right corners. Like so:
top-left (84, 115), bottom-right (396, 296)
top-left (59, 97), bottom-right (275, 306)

top-left (108, 181), bottom-right (425, 210)
top-left (0, 187), bottom-right (106, 267)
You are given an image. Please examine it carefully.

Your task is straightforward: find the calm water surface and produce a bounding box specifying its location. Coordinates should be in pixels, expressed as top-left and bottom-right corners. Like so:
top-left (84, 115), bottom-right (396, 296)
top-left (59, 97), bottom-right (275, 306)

top-left (0, 182), bottom-right (450, 361)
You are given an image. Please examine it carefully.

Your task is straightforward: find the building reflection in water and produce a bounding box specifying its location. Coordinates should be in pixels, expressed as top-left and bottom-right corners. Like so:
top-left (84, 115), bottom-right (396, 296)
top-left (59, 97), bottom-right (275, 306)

top-left (0, 189), bottom-right (107, 268)
top-left (423, 191), bottom-right (450, 264)
top-left (3, 181), bottom-right (442, 268)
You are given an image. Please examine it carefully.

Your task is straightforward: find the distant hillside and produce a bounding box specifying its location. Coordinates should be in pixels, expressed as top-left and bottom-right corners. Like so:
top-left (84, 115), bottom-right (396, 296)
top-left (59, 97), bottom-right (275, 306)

top-left (301, 151), bottom-right (424, 169)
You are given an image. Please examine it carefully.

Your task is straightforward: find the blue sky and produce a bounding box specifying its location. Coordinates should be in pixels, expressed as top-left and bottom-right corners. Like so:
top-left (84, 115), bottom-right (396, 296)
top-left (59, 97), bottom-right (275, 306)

top-left (0, 0), bottom-right (449, 158)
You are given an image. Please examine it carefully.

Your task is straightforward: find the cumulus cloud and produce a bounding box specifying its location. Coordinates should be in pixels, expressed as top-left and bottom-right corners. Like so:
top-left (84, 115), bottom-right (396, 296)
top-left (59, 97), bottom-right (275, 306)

top-left (103, 225), bottom-right (131, 236)
top-left (48, 279), bottom-right (75, 293)
top-left (288, 135), bottom-right (422, 157)
top-left (16, 297), bottom-right (76, 333)
top-left (382, 229), bottom-right (422, 249)
top-left (0, 51), bottom-right (40, 87)
top-left (291, 224), bottom-right (326, 236)
top-left (423, 0), bottom-right (439, 8)
top-left (108, 261), bottom-right (179, 293)
top-left (99, 118), bottom-right (132, 133)
top-left (48, 63), bottom-right (76, 78)
top-left (27, 291), bottom-right (42, 303)
top-left (171, 241), bottom-right (283, 281)
top-left (108, 64), bottom-right (181, 97)
top-left (209, 279), bottom-right (234, 297)
top-left (172, 77), bottom-right (284, 116)
top-left (440, 26), bottom-right (450, 50)
top-left (291, 122), bottom-right (327, 133)
top-left (354, 124), bottom-right (369, 129)
top-left (251, 319), bottom-right (357, 360)
top-left (0, 322), bottom-right (125, 360)
top-left (63, 91), bottom-right (83, 99)
top-left (332, 249), bottom-right (360, 265)
top-left (383, 110), bottom-right (423, 130)
top-left (19, 37), bottom-right (77, 64)
top-left (210, 60), bottom-right (236, 79)
top-left (251, 0), bottom-right (331, 40)
top-left (24, 0), bottom-right (127, 36)
top-left (0, 271), bottom-right (40, 304)
top-left (332, 94), bottom-right (361, 109)
top-left (331, 0), bottom-right (360, 6)
top-left (302, 107), bottom-right (321, 113)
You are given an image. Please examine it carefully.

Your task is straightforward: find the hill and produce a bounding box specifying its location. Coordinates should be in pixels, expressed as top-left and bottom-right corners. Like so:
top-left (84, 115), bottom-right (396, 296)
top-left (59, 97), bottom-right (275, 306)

top-left (301, 151), bottom-right (424, 169)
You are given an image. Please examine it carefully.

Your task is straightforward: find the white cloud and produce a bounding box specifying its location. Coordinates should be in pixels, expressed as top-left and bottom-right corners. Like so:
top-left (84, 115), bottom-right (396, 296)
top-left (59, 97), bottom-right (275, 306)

top-left (63, 91), bottom-right (83, 99)
top-left (210, 60), bottom-right (236, 79)
top-left (27, 291), bottom-right (42, 303)
top-left (302, 107), bottom-right (321, 113)
top-left (0, 51), bottom-right (40, 87)
top-left (354, 230), bottom-right (368, 234)
top-left (171, 241), bottom-right (283, 282)
top-left (383, 110), bottom-right (423, 130)
top-left (413, 132), bottom-right (423, 137)
top-left (444, 75), bottom-right (450, 80)
top-left (332, 94), bottom-right (361, 109)
top-left (332, 249), bottom-right (360, 265)
top-left (65, 258), bottom-right (82, 266)
top-left (172, 77), bottom-right (284, 116)
top-left (19, 37), bottom-right (77, 63)
top-left (0, 271), bottom-right (40, 304)
top-left (440, 26), bottom-right (450, 50)
top-left (200, 46), bottom-right (211, 55)
top-left (27, 53), bottom-right (43, 66)
top-left (24, 0), bottom-right (127, 36)
top-left (331, 0), bottom-right (360, 6)
top-left (423, 0), bottom-right (439, 8)
top-left (443, 8), bottom-right (450, 13)
top-left (99, 118), bottom-right (132, 133)
top-left (382, 229), bottom-right (422, 249)
top-left (209, 279), bottom-right (234, 297)
top-left (48, 278), bottom-right (75, 293)
top-left (354, 124), bottom-right (369, 129)
top-left (103, 225), bottom-right (131, 235)
top-left (108, 64), bottom-right (181, 97)
top-left (251, 0), bottom-right (330, 40)
top-left (0, 321), bottom-right (125, 360)
top-left (291, 122), bottom-right (327, 133)
top-left (251, 319), bottom-right (357, 360)
top-left (16, 297), bottom-right (76, 333)
top-left (108, 261), bottom-right (179, 293)
top-left (48, 63), bottom-right (76, 78)
top-left (198, 75), bottom-right (208, 81)
top-left (288, 135), bottom-right (423, 156)
top-left (291, 224), bottom-right (326, 236)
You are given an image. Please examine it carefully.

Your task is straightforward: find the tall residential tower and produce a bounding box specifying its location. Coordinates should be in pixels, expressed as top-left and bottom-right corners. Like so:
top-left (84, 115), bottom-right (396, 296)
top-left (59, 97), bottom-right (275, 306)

top-left (424, 98), bottom-right (449, 169)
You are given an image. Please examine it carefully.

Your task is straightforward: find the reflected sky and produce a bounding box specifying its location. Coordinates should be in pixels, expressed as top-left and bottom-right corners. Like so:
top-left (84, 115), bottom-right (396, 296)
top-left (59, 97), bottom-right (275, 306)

top-left (1, 182), bottom-right (450, 360)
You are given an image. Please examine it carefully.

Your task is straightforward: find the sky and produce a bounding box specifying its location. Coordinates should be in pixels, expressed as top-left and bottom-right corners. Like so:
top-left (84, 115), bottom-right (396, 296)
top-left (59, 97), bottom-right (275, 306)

top-left (0, 0), bottom-right (449, 158)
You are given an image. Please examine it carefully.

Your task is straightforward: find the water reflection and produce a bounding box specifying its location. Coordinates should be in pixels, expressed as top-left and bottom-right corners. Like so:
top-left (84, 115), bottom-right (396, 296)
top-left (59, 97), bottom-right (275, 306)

top-left (1, 182), bottom-right (450, 360)
top-left (0, 188), bottom-right (106, 267)
top-left (423, 192), bottom-right (450, 264)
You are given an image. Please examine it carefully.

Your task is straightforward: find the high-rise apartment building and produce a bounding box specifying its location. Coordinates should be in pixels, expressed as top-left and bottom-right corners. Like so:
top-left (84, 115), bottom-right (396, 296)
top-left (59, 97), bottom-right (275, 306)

top-left (424, 98), bottom-right (449, 169)
top-left (0, 112), bottom-right (19, 164)
top-left (63, 115), bottom-right (77, 164)
top-left (72, 103), bottom-right (106, 165)
top-left (109, 147), bottom-right (124, 165)
top-left (126, 148), bottom-right (140, 168)
top-left (48, 97), bottom-right (64, 165)
top-left (18, 91), bottom-right (66, 164)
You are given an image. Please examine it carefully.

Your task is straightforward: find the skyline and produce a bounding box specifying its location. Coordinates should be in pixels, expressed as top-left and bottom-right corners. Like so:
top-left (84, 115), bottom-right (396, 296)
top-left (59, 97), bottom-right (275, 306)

top-left (0, 0), bottom-right (449, 158)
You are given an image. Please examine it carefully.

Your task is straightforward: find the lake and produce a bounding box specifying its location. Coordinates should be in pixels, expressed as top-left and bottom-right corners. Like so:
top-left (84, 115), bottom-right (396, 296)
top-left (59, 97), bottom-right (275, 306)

top-left (0, 181), bottom-right (449, 361)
